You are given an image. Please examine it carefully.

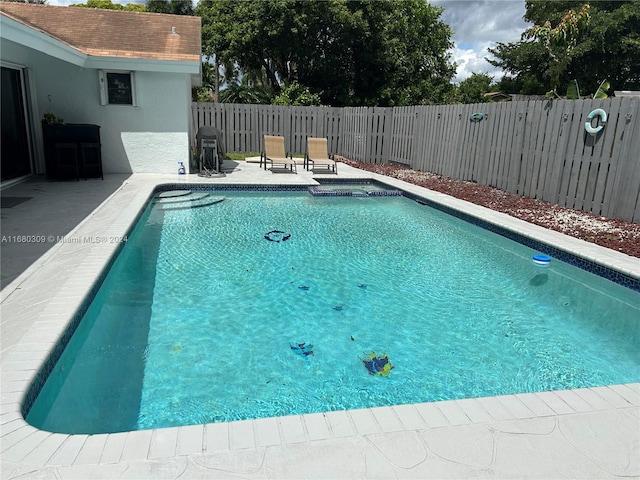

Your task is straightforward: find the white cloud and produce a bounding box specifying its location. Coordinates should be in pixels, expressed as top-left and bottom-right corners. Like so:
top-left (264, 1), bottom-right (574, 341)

top-left (450, 42), bottom-right (505, 83)
top-left (432, 0), bottom-right (530, 83)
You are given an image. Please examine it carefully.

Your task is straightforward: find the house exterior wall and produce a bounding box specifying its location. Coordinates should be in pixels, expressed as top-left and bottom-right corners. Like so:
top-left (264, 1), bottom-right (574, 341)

top-left (1, 38), bottom-right (192, 174)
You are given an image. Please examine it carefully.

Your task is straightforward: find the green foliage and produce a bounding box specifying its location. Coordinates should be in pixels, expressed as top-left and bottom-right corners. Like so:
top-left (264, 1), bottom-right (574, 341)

top-left (146, 0), bottom-right (193, 15)
top-left (218, 73), bottom-right (273, 104)
top-left (546, 77), bottom-right (609, 100)
top-left (223, 152), bottom-right (259, 161)
top-left (196, 0), bottom-right (456, 106)
top-left (272, 82), bottom-right (322, 106)
top-left (488, 1), bottom-right (640, 95)
top-left (594, 79), bottom-right (610, 99)
top-left (70, 0), bottom-right (145, 10)
top-left (494, 74), bottom-right (546, 97)
top-left (524, 3), bottom-right (591, 92)
top-left (192, 86), bottom-right (214, 102)
top-left (124, 3), bottom-right (145, 12)
top-left (566, 79), bottom-right (580, 99)
top-left (455, 73), bottom-right (494, 104)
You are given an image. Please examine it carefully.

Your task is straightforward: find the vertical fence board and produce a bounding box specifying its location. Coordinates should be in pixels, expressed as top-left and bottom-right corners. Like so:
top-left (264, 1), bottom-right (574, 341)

top-left (524, 100), bottom-right (546, 198)
top-left (553, 101), bottom-right (580, 207)
top-left (532, 102), bottom-right (564, 198)
top-left (436, 106), bottom-right (449, 176)
top-left (487, 103), bottom-right (505, 187)
top-left (432, 106), bottom-right (443, 174)
top-left (519, 100), bottom-right (537, 197)
top-left (413, 107), bottom-right (427, 172)
top-left (421, 106), bottom-right (435, 173)
top-left (605, 97), bottom-right (640, 221)
top-left (560, 100), bottom-right (595, 209)
top-left (456, 105), bottom-right (473, 180)
top-left (476, 104), bottom-right (495, 186)
top-left (535, 99), bottom-right (558, 199)
top-left (435, 106), bottom-right (453, 175)
top-left (543, 100), bottom-right (575, 205)
top-left (509, 102), bottom-right (528, 194)
top-left (494, 102), bottom-right (512, 189)
top-left (467, 104), bottom-right (482, 180)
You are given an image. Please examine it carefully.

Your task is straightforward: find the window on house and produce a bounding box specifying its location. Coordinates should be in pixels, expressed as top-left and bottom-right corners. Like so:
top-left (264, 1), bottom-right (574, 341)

top-left (99, 70), bottom-right (137, 106)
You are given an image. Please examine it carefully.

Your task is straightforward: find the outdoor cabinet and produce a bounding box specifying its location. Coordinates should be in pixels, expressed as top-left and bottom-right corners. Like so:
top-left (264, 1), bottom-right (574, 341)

top-left (42, 124), bottom-right (103, 180)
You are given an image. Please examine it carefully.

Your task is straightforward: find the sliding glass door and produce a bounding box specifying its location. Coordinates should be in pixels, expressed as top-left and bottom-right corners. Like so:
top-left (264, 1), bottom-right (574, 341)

top-left (1, 66), bottom-right (32, 181)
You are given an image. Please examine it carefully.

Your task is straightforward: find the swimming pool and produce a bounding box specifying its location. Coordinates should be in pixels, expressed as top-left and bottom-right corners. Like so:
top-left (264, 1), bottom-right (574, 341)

top-left (25, 184), bottom-right (640, 434)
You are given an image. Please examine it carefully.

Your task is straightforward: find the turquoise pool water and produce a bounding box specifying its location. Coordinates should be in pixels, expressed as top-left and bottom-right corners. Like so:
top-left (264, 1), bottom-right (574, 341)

top-left (26, 190), bottom-right (640, 434)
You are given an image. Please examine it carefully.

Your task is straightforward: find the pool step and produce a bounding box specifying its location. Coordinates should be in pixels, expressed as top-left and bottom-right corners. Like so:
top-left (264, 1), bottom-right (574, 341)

top-left (154, 190), bottom-right (226, 211)
top-left (156, 190), bottom-right (192, 199)
top-left (160, 196), bottom-right (225, 211)
top-left (154, 192), bottom-right (211, 204)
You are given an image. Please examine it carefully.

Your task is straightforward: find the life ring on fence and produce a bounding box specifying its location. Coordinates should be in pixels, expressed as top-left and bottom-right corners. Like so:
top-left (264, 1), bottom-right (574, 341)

top-left (584, 108), bottom-right (607, 135)
top-left (469, 112), bottom-right (484, 122)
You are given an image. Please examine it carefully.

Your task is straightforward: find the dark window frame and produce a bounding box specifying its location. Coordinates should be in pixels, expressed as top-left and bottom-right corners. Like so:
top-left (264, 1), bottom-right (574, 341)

top-left (106, 72), bottom-right (133, 105)
top-left (99, 70), bottom-right (137, 106)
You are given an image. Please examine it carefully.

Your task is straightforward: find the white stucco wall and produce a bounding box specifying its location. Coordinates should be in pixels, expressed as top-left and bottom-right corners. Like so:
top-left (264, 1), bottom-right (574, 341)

top-left (1, 38), bottom-right (193, 174)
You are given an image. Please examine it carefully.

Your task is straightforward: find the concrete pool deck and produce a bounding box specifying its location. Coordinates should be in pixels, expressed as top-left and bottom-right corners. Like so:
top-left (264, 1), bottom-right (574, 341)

top-left (1, 161), bottom-right (639, 479)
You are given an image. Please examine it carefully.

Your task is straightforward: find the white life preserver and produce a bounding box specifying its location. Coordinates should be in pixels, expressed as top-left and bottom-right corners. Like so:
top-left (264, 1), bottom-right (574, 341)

top-left (584, 108), bottom-right (607, 135)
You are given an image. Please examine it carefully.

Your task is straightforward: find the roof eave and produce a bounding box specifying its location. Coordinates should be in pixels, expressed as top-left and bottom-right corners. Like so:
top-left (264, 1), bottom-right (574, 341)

top-left (1, 13), bottom-right (87, 67)
top-left (85, 56), bottom-right (201, 75)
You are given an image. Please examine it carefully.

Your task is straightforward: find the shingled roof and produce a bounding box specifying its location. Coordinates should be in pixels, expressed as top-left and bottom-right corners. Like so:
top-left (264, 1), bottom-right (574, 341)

top-left (0, 2), bottom-right (201, 63)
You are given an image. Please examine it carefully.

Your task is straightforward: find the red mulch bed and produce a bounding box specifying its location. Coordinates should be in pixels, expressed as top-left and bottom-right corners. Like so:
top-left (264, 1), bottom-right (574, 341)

top-left (337, 157), bottom-right (640, 259)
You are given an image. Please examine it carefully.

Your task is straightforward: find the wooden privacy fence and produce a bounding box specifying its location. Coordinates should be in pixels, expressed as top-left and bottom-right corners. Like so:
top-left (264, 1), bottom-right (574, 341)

top-left (191, 103), bottom-right (342, 155)
top-left (192, 99), bottom-right (640, 222)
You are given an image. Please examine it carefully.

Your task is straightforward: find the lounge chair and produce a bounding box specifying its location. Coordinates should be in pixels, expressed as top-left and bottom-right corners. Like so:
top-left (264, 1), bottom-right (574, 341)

top-left (261, 135), bottom-right (297, 173)
top-left (305, 137), bottom-right (337, 173)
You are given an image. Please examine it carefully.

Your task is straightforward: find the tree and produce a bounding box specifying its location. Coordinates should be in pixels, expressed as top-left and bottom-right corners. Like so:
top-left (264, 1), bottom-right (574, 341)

top-left (70, 0), bottom-right (145, 11)
top-left (146, 0), bottom-right (193, 15)
top-left (273, 82), bottom-right (323, 106)
top-left (523, 3), bottom-right (591, 97)
top-left (218, 69), bottom-right (274, 104)
top-left (456, 73), bottom-right (494, 104)
top-left (196, 0), bottom-right (456, 106)
top-left (489, 1), bottom-right (640, 95)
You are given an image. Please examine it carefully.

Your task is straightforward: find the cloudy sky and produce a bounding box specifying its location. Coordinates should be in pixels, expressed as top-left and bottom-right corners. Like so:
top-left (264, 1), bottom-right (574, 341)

top-left (48, 0), bottom-right (530, 83)
top-left (432, 0), bottom-right (530, 82)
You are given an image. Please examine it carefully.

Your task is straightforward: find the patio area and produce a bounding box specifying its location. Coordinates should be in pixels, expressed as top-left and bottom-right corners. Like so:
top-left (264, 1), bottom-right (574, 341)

top-left (1, 161), bottom-right (638, 479)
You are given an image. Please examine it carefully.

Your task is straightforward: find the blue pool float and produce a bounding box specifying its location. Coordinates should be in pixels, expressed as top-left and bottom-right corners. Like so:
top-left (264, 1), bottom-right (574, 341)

top-left (532, 254), bottom-right (551, 267)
